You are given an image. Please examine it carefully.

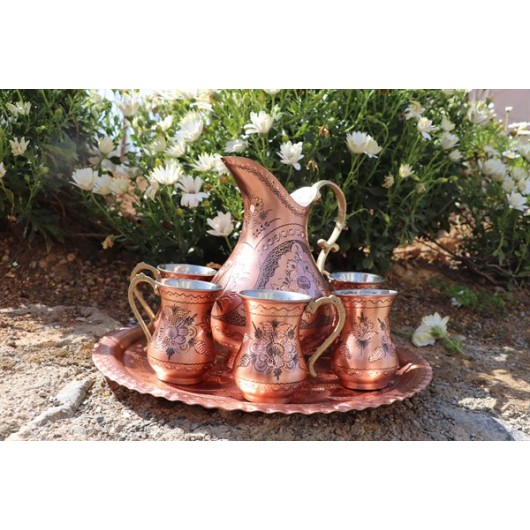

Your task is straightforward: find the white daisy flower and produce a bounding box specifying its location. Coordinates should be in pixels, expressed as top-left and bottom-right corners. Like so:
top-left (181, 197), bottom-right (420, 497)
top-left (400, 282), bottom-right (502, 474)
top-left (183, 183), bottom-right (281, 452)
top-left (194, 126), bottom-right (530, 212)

top-left (148, 162), bottom-right (184, 185)
top-left (417, 117), bottom-right (436, 140)
top-left (404, 101), bottom-right (424, 120)
top-left (244, 111), bottom-right (274, 135)
top-left (72, 168), bottom-right (98, 191)
top-left (206, 211), bottom-right (234, 237)
top-left (278, 141), bottom-right (304, 170)
top-left (177, 175), bottom-right (209, 208)
top-left (192, 153), bottom-right (218, 172)
top-left (225, 138), bottom-right (249, 153)
top-left (399, 163), bottom-right (414, 178)
top-left (9, 137), bottom-right (30, 156)
top-left (345, 131), bottom-right (382, 158)
top-left (412, 312), bottom-right (450, 347)
top-left (506, 191), bottom-right (527, 212)
top-left (440, 132), bottom-right (459, 150)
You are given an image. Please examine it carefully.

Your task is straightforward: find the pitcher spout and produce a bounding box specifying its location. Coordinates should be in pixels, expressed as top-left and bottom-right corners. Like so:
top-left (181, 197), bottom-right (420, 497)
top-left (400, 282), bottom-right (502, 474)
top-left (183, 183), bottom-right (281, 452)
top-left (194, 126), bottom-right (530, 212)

top-left (221, 156), bottom-right (306, 219)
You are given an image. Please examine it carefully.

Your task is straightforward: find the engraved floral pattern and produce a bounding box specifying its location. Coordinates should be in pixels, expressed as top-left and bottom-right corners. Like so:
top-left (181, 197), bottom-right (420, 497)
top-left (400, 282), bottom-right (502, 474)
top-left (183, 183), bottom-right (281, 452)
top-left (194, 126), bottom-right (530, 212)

top-left (248, 195), bottom-right (278, 238)
top-left (154, 305), bottom-right (197, 359)
top-left (238, 319), bottom-right (299, 380)
top-left (351, 312), bottom-right (377, 355)
top-left (368, 318), bottom-right (396, 363)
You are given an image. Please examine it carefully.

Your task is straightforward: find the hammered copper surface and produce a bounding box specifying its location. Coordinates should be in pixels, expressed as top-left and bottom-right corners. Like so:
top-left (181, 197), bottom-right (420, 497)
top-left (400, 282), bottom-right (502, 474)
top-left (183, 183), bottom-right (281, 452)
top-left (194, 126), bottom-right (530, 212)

top-left (92, 325), bottom-right (433, 414)
top-left (210, 157), bottom-right (347, 358)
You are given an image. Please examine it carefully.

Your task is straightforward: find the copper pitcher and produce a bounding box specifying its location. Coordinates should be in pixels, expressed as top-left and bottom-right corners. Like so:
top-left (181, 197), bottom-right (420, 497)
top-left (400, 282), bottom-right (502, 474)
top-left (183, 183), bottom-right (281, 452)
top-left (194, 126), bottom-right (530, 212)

top-left (211, 156), bottom-right (347, 360)
top-left (233, 290), bottom-right (346, 403)
top-left (128, 274), bottom-right (223, 385)
top-left (330, 289), bottom-right (399, 390)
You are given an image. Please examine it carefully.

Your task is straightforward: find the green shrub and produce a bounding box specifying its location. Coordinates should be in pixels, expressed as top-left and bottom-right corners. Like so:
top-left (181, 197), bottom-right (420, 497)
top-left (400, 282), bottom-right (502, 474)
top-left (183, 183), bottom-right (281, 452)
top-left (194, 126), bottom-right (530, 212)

top-left (453, 102), bottom-right (530, 282)
top-left (70, 89), bottom-right (475, 271)
top-left (5, 88), bottom-right (526, 281)
top-left (0, 89), bottom-right (96, 244)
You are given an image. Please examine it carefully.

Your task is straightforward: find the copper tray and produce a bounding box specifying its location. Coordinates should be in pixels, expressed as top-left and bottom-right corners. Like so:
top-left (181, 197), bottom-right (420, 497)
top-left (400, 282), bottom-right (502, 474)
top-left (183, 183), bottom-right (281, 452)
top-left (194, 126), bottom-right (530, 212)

top-left (93, 325), bottom-right (433, 415)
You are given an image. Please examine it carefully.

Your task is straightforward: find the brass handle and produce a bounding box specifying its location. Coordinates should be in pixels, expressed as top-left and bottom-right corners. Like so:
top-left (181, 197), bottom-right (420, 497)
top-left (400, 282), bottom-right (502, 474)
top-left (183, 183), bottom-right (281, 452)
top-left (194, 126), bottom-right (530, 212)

top-left (306, 294), bottom-right (346, 377)
top-left (129, 262), bottom-right (160, 322)
top-left (310, 180), bottom-right (347, 273)
top-left (129, 261), bottom-right (160, 280)
top-left (128, 273), bottom-right (158, 341)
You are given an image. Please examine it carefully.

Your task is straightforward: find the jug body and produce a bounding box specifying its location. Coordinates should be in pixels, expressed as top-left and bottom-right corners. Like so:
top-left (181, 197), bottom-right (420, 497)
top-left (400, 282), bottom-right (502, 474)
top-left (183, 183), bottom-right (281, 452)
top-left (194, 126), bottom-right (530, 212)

top-left (211, 157), bottom-right (346, 361)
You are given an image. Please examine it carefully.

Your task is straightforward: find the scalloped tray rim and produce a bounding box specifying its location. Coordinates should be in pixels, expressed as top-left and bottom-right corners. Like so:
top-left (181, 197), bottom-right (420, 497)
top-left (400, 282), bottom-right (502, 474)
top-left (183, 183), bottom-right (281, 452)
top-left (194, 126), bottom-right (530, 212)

top-left (92, 325), bottom-right (433, 415)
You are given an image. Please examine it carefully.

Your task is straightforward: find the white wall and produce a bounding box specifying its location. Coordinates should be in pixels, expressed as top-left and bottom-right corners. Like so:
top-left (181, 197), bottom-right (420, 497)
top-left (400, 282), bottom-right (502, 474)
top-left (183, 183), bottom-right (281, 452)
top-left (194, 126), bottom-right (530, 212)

top-left (470, 89), bottom-right (530, 125)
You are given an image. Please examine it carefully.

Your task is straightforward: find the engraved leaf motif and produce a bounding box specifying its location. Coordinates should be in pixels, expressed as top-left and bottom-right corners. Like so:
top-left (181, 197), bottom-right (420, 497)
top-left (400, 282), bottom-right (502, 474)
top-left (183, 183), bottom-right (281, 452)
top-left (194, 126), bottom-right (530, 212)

top-left (368, 347), bottom-right (384, 363)
top-left (239, 353), bottom-right (250, 367)
top-left (195, 340), bottom-right (209, 355)
top-left (253, 322), bottom-right (264, 340)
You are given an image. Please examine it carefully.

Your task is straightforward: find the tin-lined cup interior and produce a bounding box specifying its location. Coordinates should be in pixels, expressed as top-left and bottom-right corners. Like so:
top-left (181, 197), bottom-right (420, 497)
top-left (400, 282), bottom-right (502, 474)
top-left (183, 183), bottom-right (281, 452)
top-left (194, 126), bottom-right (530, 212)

top-left (158, 264), bottom-right (217, 276)
top-left (239, 289), bottom-right (312, 302)
top-left (330, 272), bottom-right (384, 283)
top-left (333, 289), bottom-right (397, 296)
top-left (159, 278), bottom-right (223, 291)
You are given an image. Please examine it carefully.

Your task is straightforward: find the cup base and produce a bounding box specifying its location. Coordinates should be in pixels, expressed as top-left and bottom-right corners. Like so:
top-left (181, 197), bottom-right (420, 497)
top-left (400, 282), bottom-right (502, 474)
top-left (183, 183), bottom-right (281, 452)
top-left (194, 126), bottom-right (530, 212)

top-left (148, 358), bottom-right (213, 386)
top-left (338, 376), bottom-right (393, 391)
top-left (235, 376), bottom-right (303, 404)
top-left (157, 374), bottom-right (205, 386)
top-left (242, 393), bottom-right (294, 404)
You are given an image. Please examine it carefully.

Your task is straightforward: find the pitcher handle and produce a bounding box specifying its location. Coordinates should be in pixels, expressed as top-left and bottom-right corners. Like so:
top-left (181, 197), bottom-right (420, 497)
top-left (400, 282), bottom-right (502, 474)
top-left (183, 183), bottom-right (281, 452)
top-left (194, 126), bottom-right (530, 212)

top-left (306, 294), bottom-right (346, 377)
top-left (311, 180), bottom-right (347, 273)
top-left (129, 262), bottom-right (160, 322)
top-left (128, 273), bottom-right (158, 341)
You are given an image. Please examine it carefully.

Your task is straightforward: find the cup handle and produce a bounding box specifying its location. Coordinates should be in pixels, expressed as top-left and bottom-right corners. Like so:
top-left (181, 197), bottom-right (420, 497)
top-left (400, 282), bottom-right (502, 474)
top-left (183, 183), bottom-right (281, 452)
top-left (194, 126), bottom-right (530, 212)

top-left (129, 262), bottom-right (160, 322)
top-left (309, 180), bottom-right (347, 273)
top-left (128, 273), bottom-right (158, 341)
top-left (129, 261), bottom-right (160, 280)
top-left (306, 294), bottom-right (346, 377)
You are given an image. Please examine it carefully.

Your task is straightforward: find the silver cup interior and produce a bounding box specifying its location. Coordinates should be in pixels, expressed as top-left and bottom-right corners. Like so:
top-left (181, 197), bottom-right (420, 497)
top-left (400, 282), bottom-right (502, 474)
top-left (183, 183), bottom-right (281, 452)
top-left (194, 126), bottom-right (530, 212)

top-left (159, 278), bottom-right (223, 291)
top-left (334, 289), bottom-right (397, 297)
top-left (330, 272), bottom-right (384, 284)
top-left (158, 263), bottom-right (217, 276)
top-left (239, 289), bottom-right (312, 302)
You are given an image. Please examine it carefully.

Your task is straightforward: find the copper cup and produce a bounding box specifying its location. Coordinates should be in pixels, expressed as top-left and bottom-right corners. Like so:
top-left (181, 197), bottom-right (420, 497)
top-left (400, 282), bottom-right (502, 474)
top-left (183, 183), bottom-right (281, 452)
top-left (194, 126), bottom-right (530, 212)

top-left (232, 289), bottom-right (345, 404)
top-left (128, 274), bottom-right (223, 385)
top-left (129, 262), bottom-right (217, 322)
top-left (331, 289), bottom-right (399, 390)
top-left (130, 261), bottom-right (217, 281)
top-left (328, 271), bottom-right (384, 290)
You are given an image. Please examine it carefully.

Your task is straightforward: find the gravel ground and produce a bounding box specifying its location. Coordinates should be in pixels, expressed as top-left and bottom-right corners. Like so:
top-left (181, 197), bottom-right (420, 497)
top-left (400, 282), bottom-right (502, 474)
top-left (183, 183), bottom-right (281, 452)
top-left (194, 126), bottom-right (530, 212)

top-left (1, 231), bottom-right (529, 441)
top-left (1, 302), bottom-right (528, 441)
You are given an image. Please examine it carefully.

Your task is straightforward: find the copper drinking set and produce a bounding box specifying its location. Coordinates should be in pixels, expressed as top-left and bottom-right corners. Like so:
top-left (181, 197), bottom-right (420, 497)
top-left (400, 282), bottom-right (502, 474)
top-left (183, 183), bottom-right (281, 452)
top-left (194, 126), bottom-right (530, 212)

top-left (127, 157), bottom-right (400, 404)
